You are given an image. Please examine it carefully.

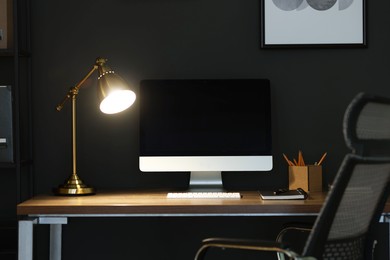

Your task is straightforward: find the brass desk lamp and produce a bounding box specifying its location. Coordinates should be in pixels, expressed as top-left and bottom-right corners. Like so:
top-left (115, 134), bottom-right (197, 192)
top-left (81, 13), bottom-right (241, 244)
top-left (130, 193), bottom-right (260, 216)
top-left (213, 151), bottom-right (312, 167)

top-left (54, 57), bottom-right (136, 195)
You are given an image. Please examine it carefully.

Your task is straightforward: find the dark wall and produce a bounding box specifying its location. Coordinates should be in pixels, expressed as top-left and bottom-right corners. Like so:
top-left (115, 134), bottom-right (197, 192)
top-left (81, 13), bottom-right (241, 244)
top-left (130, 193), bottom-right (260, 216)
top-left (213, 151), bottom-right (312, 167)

top-left (31, 0), bottom-right (390, 259)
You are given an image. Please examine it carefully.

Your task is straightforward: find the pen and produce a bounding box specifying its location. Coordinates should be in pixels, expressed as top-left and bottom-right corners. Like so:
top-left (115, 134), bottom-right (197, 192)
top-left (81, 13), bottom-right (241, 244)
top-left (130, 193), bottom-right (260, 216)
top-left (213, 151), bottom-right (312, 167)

top-left (317, 152), bottom-right (327, 165)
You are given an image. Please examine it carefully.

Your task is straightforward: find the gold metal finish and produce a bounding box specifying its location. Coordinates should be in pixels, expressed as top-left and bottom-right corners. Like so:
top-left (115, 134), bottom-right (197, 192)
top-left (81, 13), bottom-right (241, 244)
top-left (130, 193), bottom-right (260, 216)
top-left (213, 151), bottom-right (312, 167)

top-left (54, 57), bottom-right (131, 196)
top-left (56, 59), bottom-right (100, 112)
top-left (53, 173), bottom-right (95, 195)
top-left (97, 60), bottom-right (128, 101)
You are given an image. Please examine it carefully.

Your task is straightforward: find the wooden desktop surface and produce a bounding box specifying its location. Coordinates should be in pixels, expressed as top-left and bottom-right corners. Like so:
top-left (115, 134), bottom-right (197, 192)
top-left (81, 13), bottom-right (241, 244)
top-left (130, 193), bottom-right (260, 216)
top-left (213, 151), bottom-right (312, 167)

top-left (14, 190), bottom-right (330, 216)
top-left (17, 190), bottom-right (390, 216)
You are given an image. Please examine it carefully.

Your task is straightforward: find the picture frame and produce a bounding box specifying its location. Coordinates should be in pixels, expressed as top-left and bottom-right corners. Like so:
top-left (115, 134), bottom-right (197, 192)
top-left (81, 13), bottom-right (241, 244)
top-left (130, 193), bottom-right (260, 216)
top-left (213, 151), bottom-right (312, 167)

top-left (261, 0), bottom-right (366, 48)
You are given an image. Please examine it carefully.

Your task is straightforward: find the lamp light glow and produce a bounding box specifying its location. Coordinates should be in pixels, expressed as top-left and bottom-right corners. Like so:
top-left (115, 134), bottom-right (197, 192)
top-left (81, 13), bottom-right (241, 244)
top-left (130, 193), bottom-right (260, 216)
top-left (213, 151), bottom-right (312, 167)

top-left (100, 90), bottom-right (136, 114)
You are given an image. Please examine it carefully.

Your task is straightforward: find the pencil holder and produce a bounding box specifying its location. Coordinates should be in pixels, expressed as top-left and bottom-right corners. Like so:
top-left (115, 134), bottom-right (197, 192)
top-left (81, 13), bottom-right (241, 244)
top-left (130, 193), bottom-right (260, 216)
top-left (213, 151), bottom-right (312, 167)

top-left (288, 165), bottom-right (322, 192)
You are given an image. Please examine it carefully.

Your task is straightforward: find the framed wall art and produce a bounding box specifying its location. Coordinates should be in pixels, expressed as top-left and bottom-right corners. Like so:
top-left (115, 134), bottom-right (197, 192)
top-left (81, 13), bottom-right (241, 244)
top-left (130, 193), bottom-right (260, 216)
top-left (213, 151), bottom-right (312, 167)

top-left (261, 0), bottom-right (366, 48)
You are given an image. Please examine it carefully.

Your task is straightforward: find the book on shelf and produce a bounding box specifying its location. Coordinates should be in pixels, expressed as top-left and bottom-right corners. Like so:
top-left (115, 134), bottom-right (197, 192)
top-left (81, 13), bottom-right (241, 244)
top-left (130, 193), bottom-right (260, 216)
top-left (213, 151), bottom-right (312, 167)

top-left (0, 0), bottom-right (13, 49)
top-left (260, 188), bottom-right (308, 200)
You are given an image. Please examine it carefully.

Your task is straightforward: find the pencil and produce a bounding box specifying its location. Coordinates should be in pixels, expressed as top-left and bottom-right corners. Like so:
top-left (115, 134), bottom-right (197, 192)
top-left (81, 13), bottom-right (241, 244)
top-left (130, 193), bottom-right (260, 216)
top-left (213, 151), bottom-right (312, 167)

top-left (298, 151), bottom-right (301, 166)
top-left (298, 150), bottom-right (305, 166)
top-left (317, 152), bottom-right (327, 165)
top-left (282, 153), bottom-right (294, 166)
top-left (293, 159), bottom-right (298, 166)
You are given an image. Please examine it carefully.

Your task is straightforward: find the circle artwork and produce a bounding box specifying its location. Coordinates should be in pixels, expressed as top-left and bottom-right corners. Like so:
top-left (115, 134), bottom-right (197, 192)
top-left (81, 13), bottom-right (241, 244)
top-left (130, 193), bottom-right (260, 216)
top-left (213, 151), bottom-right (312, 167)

top-left (307, 0), bottom-right (337, 10)
top-left (272, 0), bottom-right (304, 11)
top-left (271, 0), bottom-right (354, 11)
top-left (339, 0), bottom-right (354, 10)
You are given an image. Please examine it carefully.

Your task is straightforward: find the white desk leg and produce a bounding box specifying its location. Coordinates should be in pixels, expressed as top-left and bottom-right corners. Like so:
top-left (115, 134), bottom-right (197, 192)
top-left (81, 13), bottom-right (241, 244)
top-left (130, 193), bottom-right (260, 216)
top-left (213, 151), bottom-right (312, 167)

top-left (38, 217), bottom-right (67, 260)
top-left (50, 224), bottom-right (62, 260)
top-left (381, 214), bottom-right (390, 259)
top-left (18, 219), bottom-right (36, 260)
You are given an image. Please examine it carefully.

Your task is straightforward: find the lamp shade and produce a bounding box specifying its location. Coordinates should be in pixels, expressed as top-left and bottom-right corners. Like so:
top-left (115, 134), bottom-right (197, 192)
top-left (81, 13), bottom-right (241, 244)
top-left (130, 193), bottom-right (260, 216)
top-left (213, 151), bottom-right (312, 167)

top-left (97, 60), bottom-right (136, 114)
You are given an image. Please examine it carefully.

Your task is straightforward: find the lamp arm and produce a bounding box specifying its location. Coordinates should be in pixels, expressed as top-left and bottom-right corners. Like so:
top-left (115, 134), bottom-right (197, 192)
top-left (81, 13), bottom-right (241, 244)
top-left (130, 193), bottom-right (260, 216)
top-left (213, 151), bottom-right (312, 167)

top-left (56, 64), bottom-right (99, 111)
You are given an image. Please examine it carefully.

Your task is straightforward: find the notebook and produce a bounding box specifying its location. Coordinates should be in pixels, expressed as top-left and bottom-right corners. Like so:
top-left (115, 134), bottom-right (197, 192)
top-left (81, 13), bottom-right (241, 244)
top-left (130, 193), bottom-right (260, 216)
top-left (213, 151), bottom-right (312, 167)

top-left (260, 188), bottom-right (308, 200)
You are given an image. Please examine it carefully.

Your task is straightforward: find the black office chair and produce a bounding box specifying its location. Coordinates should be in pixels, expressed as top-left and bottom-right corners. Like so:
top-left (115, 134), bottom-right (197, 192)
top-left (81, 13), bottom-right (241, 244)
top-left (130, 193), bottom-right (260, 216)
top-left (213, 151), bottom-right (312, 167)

top-left (343, 92), bottom-right (390, 157)
top-left (195, 93), bottom-right (390, 260)
top-left (275, 92), bottom-right (390, 258)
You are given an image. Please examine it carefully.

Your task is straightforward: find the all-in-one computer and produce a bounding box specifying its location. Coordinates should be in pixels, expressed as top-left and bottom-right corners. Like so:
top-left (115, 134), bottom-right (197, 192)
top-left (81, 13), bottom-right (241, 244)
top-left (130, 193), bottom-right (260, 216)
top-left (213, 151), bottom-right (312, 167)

top-left (139, 79), bottom-right (272, 198)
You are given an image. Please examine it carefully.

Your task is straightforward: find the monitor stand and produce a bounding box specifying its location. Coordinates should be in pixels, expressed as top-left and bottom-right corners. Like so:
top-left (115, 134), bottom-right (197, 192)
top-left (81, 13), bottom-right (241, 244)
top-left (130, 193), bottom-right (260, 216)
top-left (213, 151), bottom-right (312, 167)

top-left (188, 171), bottom-right (224, 191)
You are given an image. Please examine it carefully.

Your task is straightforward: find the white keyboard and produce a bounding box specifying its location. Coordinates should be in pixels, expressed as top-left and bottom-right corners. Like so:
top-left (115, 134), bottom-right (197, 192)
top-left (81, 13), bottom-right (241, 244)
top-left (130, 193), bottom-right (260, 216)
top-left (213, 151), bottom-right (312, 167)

top-left (167, 192), bottom-right (241, 199)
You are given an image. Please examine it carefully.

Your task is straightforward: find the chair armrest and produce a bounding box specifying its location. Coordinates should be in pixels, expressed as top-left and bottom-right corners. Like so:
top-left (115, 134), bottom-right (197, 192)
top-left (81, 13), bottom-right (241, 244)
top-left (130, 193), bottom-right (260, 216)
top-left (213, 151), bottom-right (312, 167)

top-left (194, 237), bottom-right (315, 260)
top-left (276, 225), bottom-right (312, 243)
top-left (276, 224), bottom-right (312, 260)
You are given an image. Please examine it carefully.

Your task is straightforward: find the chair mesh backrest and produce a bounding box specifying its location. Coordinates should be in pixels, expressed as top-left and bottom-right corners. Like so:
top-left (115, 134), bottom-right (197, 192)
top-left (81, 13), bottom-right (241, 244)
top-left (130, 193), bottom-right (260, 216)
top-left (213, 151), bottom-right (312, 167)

top-left (355, 102), bottom-right (390, 140)
top-left (343, 92), bottom-right (390, 156)
top-left (327, 163), bottom-right (389, 240)
top-left (303, 155), bottom-right (390, 259)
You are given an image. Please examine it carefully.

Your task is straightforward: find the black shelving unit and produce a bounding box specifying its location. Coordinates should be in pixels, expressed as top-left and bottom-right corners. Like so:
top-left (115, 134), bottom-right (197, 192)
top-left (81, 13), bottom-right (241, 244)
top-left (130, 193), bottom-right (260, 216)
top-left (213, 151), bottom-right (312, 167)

top-left (0, 0), bottom-right (32, 259)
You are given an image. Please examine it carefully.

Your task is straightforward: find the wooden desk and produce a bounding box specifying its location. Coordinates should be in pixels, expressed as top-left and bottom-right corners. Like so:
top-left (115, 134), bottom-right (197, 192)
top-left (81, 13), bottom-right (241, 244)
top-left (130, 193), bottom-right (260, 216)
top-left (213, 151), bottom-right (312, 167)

top-left (16, 190), bottom-right (390, 260)
top-left (17, 190), bottom-right (329, 216)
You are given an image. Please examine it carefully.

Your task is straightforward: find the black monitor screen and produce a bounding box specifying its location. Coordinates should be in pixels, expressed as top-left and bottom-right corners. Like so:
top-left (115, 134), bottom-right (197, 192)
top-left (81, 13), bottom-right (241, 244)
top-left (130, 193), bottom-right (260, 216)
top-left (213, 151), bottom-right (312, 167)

top-left (139, 79), bottom-right (271, 156)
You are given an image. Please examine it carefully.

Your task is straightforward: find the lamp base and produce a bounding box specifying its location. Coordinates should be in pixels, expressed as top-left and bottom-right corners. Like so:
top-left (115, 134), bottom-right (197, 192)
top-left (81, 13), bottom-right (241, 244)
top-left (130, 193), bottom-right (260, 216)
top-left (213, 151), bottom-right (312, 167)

top-left (53, 173), bottom-right (95, 195)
